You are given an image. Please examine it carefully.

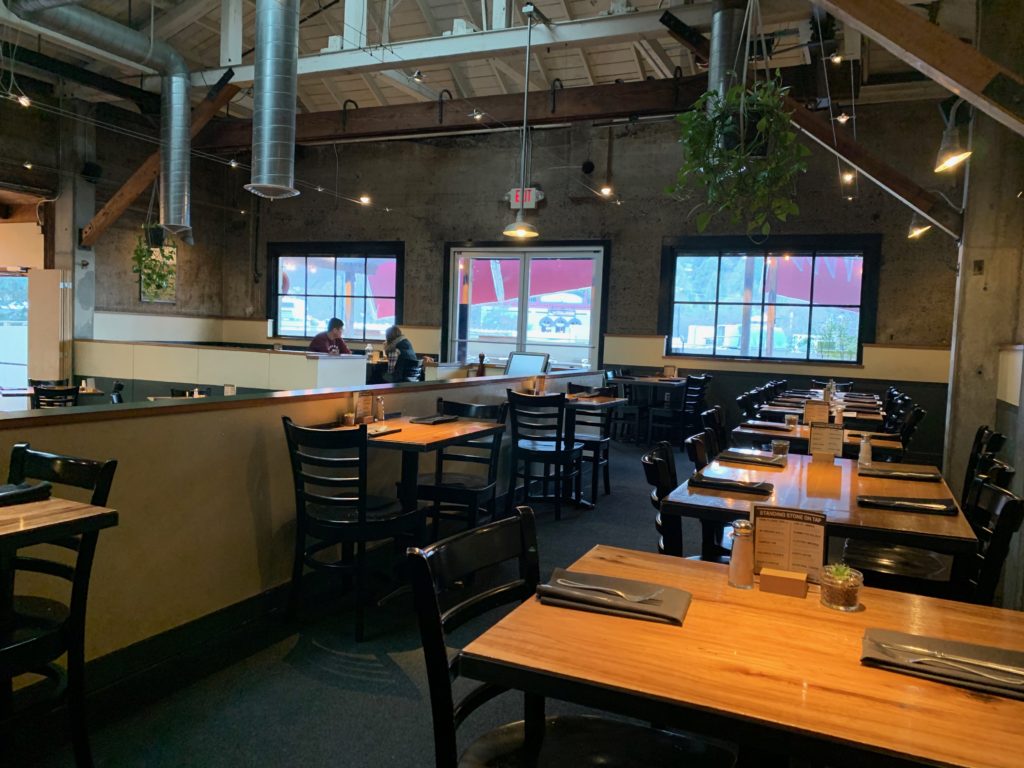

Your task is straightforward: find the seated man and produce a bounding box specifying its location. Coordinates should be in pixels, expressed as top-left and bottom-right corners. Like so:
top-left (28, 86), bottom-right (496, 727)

top-left (308, 317), bottom-right (351, 355)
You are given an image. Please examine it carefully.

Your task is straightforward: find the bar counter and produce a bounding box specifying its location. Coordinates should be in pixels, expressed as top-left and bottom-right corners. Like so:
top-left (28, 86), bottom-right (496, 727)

top-left (0, 369), bottom-right (604, 675)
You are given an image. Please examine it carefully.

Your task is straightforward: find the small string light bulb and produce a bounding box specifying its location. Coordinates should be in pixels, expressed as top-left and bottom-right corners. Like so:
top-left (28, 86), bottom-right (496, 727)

top-left (17, 94), bottom-right (31, 108)
top-left (229, 159), bottom-right (239, 168)
top-left (22, 161), bottom-right (33, 169)
top-left (834, 112), bottom-right (850, 125)
top-left (359, 194), bottom-right (371, 205)
top-left (829, 52), bottom-right (843, 65)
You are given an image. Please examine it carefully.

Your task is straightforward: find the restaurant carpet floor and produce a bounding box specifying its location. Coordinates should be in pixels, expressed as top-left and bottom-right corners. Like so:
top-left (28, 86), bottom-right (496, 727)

top-left (11, 442), bottom-right (708, 768)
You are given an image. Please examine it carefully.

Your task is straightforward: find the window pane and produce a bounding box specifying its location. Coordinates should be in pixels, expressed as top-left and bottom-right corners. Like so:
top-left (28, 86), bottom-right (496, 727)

top-left (336, 257), bottom-right (367, 296)
top-left (306, 256), bottom-right (335, 295)
top-left (813, 254), bottom-right (863, 305)
top-left (715, 304), bottom-right (763, 357)
top-left (718, 254), bottom-right (765, 303)
top-left (760, 305), bottom-right (810, 359)
top-left (674, 255), bottom-right (718, 302)
top-left (368, 297), bottom-right (395, 339)
top-left (526, 258), bottom-right (594, 346)
top-left (765, 252), bottom-right (812, 304)
top-left (367, 257), bottom-right (396, 297)
top-left (279, 256), bottom-right (304, 295)
top-left (305, 296), bottom-right (334, 336)
top-left (336, 296), bottom-right (366, 339)
top-left (463, 258), bottom-right (520, 343)
top-left (670, 303), bottom-right (716, 354)
top-left (278, 295), bottom-right (305, 336)
top-left (809, 306), bottom-right (860, 361)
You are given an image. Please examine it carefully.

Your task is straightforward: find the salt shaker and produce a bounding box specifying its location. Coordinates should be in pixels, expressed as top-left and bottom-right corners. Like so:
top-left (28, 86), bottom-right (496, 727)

top-left (858, 434), bottom-right (872, 468)
top-left (728, 519), bottom-right (755, 590)
top-left (375, 396), bottom-right (385, 423)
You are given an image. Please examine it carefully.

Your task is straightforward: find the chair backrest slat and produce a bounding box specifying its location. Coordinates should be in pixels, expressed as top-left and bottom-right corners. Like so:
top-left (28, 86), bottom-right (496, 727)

top-left (283, 417), bottom-right (369, 523)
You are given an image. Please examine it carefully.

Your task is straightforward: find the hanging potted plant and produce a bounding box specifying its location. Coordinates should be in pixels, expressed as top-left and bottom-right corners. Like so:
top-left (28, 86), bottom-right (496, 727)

top-left (671, 74), bottom-right (810, 237)
top-left (132, 225), bottom-right (177, 303)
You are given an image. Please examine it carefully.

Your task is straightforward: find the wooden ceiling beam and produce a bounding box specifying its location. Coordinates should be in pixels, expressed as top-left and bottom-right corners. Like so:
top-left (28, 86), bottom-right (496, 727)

top-left (811, 0), bottom-right (1024, 138)
top-left (195, 77), bottom-right (709, 150)
top-left (80, 79), bottom-right (241, 247)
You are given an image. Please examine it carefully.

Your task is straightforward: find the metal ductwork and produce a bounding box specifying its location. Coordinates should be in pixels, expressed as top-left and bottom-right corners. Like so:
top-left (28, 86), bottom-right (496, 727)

top-left (708, 0), bottom-right (747, 100)
top-left (10, 1), bottom-right (192, 235)
top-left (245, 0), bottom-right (300, 200)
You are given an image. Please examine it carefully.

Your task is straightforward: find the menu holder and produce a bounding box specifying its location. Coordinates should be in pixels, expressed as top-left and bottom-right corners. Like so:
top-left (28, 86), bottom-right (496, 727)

top-left (802, 399), bottom-right (830, 426)
top-left (753, 505), bottom-right (826, 584)
top-left (355, 394), bottom-right (372, 422)
top-left (809, 422), bottom-right (843, 461)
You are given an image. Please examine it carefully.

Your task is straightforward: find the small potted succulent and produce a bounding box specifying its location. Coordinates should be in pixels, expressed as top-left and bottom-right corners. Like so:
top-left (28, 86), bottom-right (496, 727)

top-left (819, 563), bottom-right (863, 612)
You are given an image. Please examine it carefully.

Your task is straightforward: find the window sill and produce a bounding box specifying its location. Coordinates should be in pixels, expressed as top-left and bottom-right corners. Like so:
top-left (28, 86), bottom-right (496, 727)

top-left (663, 353), bottom-right (864, 368)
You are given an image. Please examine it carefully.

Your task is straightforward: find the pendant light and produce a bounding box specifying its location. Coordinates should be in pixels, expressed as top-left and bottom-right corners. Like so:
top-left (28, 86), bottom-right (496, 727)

top-left (934, 99), bottom-right (972, 173)
top-left (503, 6), bottom-right (542, 239)
top-left (907, 213), bottom-right (932, 239)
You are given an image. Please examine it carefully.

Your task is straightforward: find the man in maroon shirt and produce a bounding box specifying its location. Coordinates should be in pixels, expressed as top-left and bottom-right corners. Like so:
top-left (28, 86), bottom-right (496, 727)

top-left (307, 317), bottom-right (351, 354)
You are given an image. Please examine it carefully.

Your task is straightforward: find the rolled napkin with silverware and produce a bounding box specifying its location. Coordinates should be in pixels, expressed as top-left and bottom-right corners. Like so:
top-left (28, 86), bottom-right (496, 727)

top-left (0, 480), bottom-right (52, 507)
top-left (717, 449), bottom-right (787, 468)
top-left (857, 496), bottom-right (957, 515)
top-left (862, 628), bottom-right (1024, 700)
top-left (741, 420), bottom-right (793, 432)
top-left (536, 567), bottom-right (691, 625)
top-left (689, 474), bottom-right (774, 496)
top-left (858, 466), bottom-right (942, 482)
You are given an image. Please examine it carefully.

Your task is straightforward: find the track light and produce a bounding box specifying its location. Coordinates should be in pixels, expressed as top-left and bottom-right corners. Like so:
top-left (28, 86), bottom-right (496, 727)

top-left (17, 94), bottom-right (31, 107)
top-left (358, 194), bottom-right (371, 205)
top-left (469, 109), bottom-right (484, 121)
top-left (599, 184), bottom-right (613, 197)
top-left (834, 112), bottom-right (851, 125)
top-left (829, 52), bottom-right (843, 65)
top-left (412, 69), bottom-right (424, 83)
top-left (22, 161), bottom-right (32, 169)
top-left (935, 98), bottom-right (972, 172)
top-left (907, 213), bottom-right (932, 239)
top-left (229, 159), bottom-right (239, 168)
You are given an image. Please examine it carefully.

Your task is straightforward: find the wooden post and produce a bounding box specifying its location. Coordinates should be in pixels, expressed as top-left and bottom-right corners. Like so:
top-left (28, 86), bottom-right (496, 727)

top-left (79, 79), bottom-right (240, 248)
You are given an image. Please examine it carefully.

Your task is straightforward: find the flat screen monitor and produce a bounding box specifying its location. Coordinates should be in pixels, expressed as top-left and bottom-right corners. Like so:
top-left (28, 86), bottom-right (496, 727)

top-left (504, 352), bottom-right (549, 376)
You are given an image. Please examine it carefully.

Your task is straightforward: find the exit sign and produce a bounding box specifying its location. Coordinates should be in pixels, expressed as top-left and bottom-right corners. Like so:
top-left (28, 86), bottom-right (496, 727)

top-left (507, 187), bottom-right (544, 209)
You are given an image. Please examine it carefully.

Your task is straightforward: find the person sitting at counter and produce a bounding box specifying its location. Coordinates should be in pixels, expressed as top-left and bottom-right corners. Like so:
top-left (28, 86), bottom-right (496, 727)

top-left (383, 324), bottom-right (418, 382)
top-left (308, 317), bottom-right (351, 355)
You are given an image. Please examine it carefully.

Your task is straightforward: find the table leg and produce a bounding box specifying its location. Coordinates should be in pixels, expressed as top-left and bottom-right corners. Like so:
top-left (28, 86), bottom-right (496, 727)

top-left (524, 692), bottom-right (545, 763)
top-left (399, 450), bottom-right (420, 513)
top-left (0, 550), bottom-right (13, 716)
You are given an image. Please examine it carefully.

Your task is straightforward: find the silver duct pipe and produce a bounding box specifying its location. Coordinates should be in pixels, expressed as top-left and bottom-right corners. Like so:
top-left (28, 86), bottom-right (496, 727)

top-left (8, 0), bottom-right (79, 12)
top-left (245, 0), bottom-right (300, 199)
top-left (11, 2), bottom-right (192, 234)
top-left (708, 0), bottom-right (747, 100)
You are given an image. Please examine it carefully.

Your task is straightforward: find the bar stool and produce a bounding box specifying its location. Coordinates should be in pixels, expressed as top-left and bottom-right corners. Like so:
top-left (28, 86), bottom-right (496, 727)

top-left (282, 418), bottom-right (422, 641)
top-left (2, 443), bottom-right (118, 768)
top-left (505, 390), bottom-right (582, 520)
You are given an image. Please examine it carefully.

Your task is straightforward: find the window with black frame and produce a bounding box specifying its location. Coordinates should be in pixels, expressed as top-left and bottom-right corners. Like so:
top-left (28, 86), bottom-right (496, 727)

top-left (270, 244), bottom-right (403, 341)
top-left (663, 240), bottom-right (875, 362)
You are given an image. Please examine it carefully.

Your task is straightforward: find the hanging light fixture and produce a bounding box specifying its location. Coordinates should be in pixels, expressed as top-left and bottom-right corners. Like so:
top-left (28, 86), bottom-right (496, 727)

top-left (934, 98), bottom-right (972, 172)
top-left (502, 5), bottom-right (544, 239)
top-left (907, 213), bottom-right (932, 239)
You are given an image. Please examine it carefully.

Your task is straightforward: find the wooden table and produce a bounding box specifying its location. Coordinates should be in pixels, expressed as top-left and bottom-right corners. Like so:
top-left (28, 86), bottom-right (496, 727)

top-left (610, 376), bottom-right (689, 389)
top-left (758, 404), bottom-right (883, 423)
top-left (662, 454), bottom-right (976, 566)
top-left (460, 546), bottom-right (1024, 768)
top-left (732, 423), bottom-right (903, 456)
top-left (0, 498), bottom-right (118, 630)
top-left (350, 416), bottom-right (505, 512)
top-left (564, 394), bottom-right (627, 410)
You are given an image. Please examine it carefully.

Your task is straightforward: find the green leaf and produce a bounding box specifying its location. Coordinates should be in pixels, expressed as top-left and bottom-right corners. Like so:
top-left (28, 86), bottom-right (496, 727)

top-left (761, 221), bottom-right (771, 236)
top-left (696, 211), bottom-right (713, 232)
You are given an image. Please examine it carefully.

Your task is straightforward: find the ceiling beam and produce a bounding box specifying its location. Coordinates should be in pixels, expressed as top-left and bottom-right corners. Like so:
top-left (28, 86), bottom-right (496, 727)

top-left (181, 5), bottom-right (816, 87)
top-left (195, 77), bottom-right (708, 150)
top-left (810, 0), bottom-right (1024, 137)
top-left (636, 39), bottom-right (676, 79)
top-left (81, 80), bottom-right (240, 248)
top-left (659, 9), bottom-right (963, 238)
top-left (137, 0), bottom-right (219, 38)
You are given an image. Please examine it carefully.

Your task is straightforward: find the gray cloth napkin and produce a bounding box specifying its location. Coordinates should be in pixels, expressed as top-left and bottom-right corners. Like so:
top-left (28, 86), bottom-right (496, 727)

top-left (0, 481), bottom-right (52, 507)
top-left (536, 567), bottom-right (691, 625)
top-left (689, 474), bottom-right (774, 496)
top-left (858, 467), bottom-right (942, 482)
top-left (862, 628), bottom-right (1024, 700)
top-left (718, 449), bottom-right (787, 468)
top-left (741, 420), bottom-right (793, 432)
top-left (857, 496), bottom-right (957, 515)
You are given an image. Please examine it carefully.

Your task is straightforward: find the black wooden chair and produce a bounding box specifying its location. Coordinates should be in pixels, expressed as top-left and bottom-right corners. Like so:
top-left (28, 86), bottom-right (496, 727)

top-left (404, 360), bottom-right (425, 382)
top-left (735, 393), bottom-right (758, 420)
top-left (684, 433), bottom-right (731, 564)
top-left (960, 426), bottom-right (999, 509)
top-left (701, 406), bottom-right (728, 452)
top-left (2, 443), bottom-right (118, 768)
top-left (647, 384), bottom-right (686, 446)
top-left (282, 418), bottom-right (423, 641)
top-left (407, 506), bottom-right (736, 768)
top-left (811, 379), bottom-right (853, 392)
top-left (417, 399), bottom-right (507, 540)
top-left (642, 442), bottom-right (682, 557)
top-left (609, 380), bottom-right (650, 443)
top-left (567, 383), bottom-right (615, 504)
top-left (28, 378), bottom-right (69, 388)
top-left (30, 386), bottom-right (79, 409)
top-left (110, 381), bottom-right (124, 405)
top-left (505, 390), bottom-right (582, 520)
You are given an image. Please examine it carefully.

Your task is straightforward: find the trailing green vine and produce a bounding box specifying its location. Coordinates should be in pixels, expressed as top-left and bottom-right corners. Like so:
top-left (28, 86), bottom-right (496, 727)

top-left (671, 75), bottom-right (810, 237)
top-left (132, 228), bottom-right (177, 302)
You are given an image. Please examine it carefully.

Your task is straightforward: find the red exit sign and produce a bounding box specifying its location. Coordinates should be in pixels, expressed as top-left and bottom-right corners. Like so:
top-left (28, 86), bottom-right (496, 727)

top-left (508, 187), bottom-right (544, 209)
